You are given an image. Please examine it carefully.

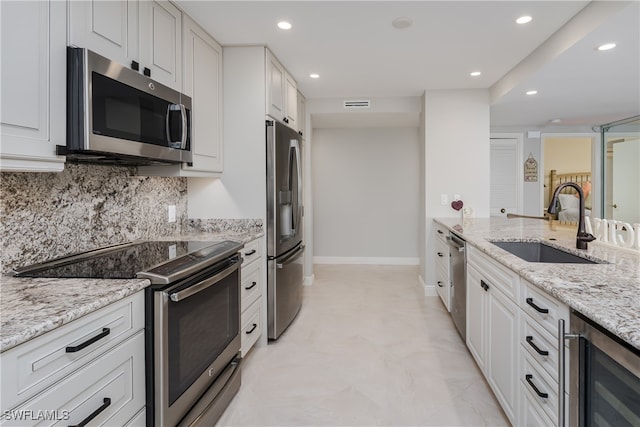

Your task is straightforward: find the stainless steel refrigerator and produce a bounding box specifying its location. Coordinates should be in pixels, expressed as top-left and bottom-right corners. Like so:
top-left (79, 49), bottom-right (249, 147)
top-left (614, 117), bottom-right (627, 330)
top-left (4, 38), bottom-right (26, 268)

top-left (266, 119), bottom-right (305, 340)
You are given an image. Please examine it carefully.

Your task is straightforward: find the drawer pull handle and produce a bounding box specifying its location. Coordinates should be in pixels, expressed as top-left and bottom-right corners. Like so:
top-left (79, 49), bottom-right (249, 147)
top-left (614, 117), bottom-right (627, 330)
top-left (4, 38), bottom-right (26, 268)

top-left (480, 280), bottom-right (490, 291)
top-left (526, 336), bottom-right (549, 356)
top-left (246, 323), bottom-right (258, 334)
top-left (437, 281), bottom-right (444, 287)
top-left (65, 328), bottom-right (110, 353)
top-left (245, 249), bottom-right (257, 256)
top-left (437, 252), bottom-right (444, 257)
top-left (69, 397), bottom-right (111, 427)
top-left (437, 229), bottom-right (443, 234)
top-left (526, 298), bottom-right (549, 314)
top-left (525, 374), bottom-right (548, 399)
top-left (245, 281), bottom-right (258, 290)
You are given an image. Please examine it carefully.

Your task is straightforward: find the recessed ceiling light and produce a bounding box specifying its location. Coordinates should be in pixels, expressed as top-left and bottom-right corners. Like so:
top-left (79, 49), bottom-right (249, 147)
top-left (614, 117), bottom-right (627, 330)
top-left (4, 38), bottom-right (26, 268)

top-left (516, 16), bottom-right (533, 24)
top-left (597, 43), bottom-right (616, 51)
top-left (392, 17), bottom-right (413, 29)
top-left (470, 71), bottom-right (482, 77)
top-left (310, 73), bottom-right (320, 79)
top-left (526, 90), bottom-right (538, 95)
top-left (277, 21), bottom-right (292, 30)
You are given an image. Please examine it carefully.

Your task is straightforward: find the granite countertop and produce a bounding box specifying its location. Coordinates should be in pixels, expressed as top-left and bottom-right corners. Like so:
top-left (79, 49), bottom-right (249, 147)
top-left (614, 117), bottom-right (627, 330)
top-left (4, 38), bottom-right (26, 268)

top-left (434, 217), bottom-right (640, 350)
top-left (0, 230), bottom-right (265, 353)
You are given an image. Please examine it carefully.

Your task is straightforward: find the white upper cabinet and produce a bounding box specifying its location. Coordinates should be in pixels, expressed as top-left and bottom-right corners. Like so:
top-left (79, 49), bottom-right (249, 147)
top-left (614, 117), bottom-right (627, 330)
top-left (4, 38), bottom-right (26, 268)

top-left (266, 50), bottom-right (285, 121)
top-left (138, 14), bottom-right (223, 177)
top-left (284, 71), bottom-right (298, 128)
top-left (181, 15), bottom-right (223, 174)
top-left (68, 0), bottom-right (139, 69)
top-left (0, 0), bottom-right (66, 172)
top-left (139, 0), bottom-right (182, 91)
top-left (69, 0), bottom-right (181, 92)
top-left (266, 49), bottom-right (299, 131)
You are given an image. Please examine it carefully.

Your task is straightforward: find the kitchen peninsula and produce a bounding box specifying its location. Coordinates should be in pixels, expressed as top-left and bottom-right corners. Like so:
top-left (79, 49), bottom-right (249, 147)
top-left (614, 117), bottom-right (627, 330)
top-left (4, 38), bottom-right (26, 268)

top-left (434, 217), bottom-right (639, 350)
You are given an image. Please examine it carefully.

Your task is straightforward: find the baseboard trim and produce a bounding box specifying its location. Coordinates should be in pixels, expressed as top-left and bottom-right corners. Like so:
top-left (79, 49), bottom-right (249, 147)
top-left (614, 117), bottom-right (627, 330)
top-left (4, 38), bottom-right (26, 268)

top-left (313, 256), bottom-right (420, 266)
top-left (418, 274), bottom-right (437, 297)
top-left (303, 274), bottom-right (314, 286)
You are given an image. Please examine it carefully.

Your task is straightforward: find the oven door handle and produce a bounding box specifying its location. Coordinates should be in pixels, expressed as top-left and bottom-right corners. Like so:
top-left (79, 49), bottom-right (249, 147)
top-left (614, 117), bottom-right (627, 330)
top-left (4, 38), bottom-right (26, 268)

top-left (169, 262), bottom-right (238, 302)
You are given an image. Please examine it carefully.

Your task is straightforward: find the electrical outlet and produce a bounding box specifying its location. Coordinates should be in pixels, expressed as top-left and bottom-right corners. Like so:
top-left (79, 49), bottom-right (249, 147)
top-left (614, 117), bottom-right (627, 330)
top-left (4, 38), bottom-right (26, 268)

top-left (440, 194), bottom-right (448, 205)
top-left (168, 205), bottom-right (176, 223)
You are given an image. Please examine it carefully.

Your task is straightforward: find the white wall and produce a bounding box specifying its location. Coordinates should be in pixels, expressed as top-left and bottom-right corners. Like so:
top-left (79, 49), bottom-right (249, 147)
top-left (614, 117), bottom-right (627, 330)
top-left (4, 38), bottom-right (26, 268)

top-left (312, 127), bottom-right (420, 264)
top-left (423, 89), bottom-right (490, 293)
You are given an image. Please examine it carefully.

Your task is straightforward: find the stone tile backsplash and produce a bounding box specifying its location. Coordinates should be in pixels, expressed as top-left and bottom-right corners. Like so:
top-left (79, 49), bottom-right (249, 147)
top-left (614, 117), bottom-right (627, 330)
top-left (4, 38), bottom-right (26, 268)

top-left (0, 164), bottom-right (187, 272)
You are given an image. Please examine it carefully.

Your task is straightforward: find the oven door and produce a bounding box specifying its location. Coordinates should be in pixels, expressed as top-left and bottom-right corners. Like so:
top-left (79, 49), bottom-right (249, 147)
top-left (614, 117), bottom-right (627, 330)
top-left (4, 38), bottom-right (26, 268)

top-left (567, 312), bottom-right (640, 427)
top-left (152, 256), bottom-right (241, 427)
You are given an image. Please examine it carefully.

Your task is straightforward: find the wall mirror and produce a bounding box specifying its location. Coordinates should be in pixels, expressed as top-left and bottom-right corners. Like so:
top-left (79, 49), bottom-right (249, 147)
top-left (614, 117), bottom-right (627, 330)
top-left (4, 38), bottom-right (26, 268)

top-left (601, 115), bottom-right (640, 225)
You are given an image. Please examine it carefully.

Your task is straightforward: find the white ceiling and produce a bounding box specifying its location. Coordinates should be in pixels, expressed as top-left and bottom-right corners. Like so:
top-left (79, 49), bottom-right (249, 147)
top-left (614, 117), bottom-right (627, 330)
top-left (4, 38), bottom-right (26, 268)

top-left (176, 1), bottom-right (640, 129)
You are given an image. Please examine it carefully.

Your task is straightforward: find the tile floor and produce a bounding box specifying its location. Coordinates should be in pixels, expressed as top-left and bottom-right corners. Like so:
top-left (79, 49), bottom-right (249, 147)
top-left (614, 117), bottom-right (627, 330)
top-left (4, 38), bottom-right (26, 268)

top-left (217, 264), bottom-right (510, 426)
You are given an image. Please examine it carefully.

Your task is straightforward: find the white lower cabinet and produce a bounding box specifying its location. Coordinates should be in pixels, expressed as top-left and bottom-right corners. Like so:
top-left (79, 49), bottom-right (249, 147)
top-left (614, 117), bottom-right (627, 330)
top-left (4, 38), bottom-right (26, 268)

top-left (3, 332), bottom-right (145, 426)
top-left (240, 237), bottom-right (265, 357)
top-left (518, 280), bottom-right (569, 427)
top-left (465, 242), bottom-right (570, 427)
top-left (466, 258), bottom-right (518, 423)
top-left (434, 225), bottom-right (451, 311)
top-left (0, 292), bottom-right (146, 426)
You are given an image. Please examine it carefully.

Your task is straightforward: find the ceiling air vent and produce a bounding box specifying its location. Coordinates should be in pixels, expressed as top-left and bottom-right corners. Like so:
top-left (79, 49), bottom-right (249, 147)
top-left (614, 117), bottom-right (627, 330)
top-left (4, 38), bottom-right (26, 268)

top-left (343, 100), bottom-right (371, 109)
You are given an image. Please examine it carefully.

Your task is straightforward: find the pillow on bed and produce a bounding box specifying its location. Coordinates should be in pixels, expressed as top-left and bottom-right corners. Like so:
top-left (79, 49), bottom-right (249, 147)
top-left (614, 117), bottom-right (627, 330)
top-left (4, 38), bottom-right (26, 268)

top-left (558, 194), bottom-right (580, 211)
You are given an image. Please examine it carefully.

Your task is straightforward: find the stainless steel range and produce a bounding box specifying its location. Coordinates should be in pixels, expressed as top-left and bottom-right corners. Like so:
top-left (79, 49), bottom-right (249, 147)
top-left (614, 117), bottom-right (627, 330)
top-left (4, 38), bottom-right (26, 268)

top-left (13, 240), bottom-right (244, 427)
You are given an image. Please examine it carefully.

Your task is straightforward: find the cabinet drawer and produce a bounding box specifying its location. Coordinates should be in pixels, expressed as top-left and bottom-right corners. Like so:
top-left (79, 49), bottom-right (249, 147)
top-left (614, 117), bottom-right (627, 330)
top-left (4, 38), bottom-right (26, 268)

top-left (241, 257), bottom-right (262, 311)
top-left (520, 385), bottom-right (556, 427)
top-left (434, 224), bottom-right (448, 239)
top-left (521, 281), bottom-right (569, 337)
top-left (521, 352), bottom-right (558, 425)
top-left (435, 263), bottom-right (450, 312)
top-left (240, 299), bottom-right (262, 357)
top-left (1, 331), bottom-right (145, 426)
top-left (0, 292), bottom-right (144, 411)
top-left (467, 245), bottom-right (519, 301)
top-left (241, 238), bottom-right (263, 267)
top-left (521, 312), bottom-right (560, 381)
top-left (435, 237), bottom-right (449, 272)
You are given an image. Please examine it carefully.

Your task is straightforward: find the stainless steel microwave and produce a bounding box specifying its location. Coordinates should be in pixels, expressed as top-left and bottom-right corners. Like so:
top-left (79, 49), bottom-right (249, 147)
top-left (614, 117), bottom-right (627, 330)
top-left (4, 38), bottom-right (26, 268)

top-left (59, 47), bottom-right (192, 165)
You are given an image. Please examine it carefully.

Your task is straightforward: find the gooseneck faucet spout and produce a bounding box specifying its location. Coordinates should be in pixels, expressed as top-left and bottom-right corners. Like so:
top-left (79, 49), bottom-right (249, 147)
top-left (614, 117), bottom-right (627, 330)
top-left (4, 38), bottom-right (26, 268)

top-left (547, 182), bottom-right (596, 250)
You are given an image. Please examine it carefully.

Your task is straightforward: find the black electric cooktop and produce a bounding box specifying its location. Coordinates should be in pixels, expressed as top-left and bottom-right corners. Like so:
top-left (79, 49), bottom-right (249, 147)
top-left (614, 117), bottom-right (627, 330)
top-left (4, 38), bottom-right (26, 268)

top-left (13, 240), bottom-right (243, 283)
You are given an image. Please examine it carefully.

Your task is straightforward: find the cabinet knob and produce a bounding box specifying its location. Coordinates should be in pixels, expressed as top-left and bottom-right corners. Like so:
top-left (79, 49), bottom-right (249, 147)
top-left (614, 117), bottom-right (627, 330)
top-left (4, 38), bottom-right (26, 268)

top-left (437, 281), bottom-right (444, 287)
top-left (437, 252), bottom-right (444, 257)
top-left (131, 60), bottom-right (139, 71)
top-left (144, 67), bottom-right (151, 77)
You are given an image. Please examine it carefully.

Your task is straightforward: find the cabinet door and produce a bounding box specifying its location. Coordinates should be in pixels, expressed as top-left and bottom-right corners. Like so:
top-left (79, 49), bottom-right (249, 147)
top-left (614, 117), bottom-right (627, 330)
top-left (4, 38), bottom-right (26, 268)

top-left (139, 0), bottom-right (182, 91)
top-left (487, 286), bottom-right (519, 423)
top-left (266, 50), bottom-right (285, 121)
top-left (285, 72), bottom-right (298, 128)
top-left (68, 0), bottom-right (139, 67)
top-left (0, 0), bottom-right (65, 172)
top-left (182, 15), bottom-right (223, 173)
top-left (297, 91), bottom-right (306, 136)
top-left (466, 264), bottom-right (486, 371)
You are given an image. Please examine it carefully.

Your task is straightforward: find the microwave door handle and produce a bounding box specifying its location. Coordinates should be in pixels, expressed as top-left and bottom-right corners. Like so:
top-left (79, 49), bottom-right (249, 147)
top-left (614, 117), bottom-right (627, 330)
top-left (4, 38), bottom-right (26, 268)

top-left (180, 104), bottom-right (188, 149)
top-left (165, 104), bottom-right (187, 149)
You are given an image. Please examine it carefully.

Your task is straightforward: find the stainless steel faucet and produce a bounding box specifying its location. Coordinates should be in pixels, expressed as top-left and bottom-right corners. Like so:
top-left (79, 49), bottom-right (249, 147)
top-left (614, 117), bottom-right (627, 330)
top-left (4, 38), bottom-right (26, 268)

top-left (547, 182), bottom-right (596, 250)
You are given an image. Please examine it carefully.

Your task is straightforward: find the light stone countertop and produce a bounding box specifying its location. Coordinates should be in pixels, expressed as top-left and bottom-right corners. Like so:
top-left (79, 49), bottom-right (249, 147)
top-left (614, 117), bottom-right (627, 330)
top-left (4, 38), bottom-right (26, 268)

top-left (0, 230), bottom-right (264, 353)
top-left (434, 217), bottom-right (640, 350)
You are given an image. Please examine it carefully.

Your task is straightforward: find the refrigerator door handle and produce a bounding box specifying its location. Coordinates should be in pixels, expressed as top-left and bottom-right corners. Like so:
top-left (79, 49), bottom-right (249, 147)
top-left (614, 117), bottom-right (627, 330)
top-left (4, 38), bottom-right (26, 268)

top-left (291, 139), bottom-right (302, 234)
top-left (276, 245), bottom-right (305, 269)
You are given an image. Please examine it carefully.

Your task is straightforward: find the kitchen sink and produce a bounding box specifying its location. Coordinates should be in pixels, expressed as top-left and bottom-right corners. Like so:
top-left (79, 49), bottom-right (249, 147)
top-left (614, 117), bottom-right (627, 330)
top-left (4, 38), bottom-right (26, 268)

top-left (490, 241), bottom-right (601, 264)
